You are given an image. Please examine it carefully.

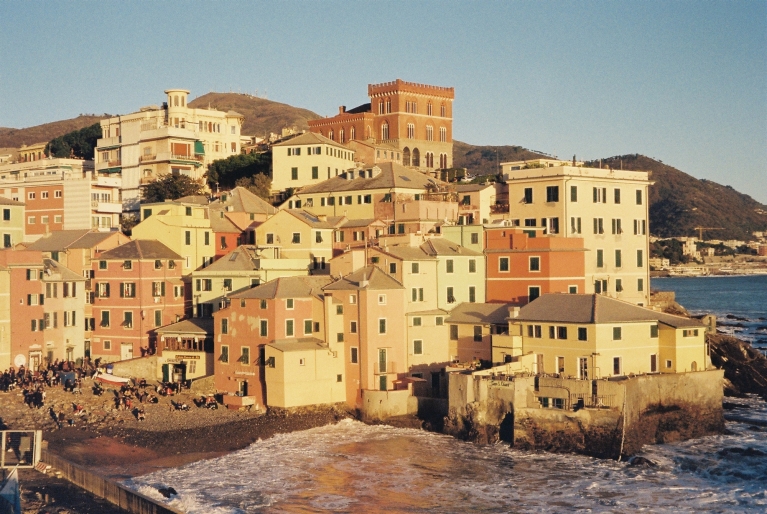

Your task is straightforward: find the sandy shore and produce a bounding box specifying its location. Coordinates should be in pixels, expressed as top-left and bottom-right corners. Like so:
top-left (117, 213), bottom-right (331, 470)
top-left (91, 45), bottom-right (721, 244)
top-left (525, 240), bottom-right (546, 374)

top-left (0, 376), bottom-right (353, 512)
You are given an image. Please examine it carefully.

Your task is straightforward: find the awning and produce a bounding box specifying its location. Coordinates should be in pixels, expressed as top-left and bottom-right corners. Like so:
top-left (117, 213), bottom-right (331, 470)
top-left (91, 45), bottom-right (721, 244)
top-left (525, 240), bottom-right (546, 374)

top-left (100, 167), bottom-right (122, 174)
top-left (194, 141), bottom-right (205, 155)
top-left (99, 145), bottom-right (120, 151)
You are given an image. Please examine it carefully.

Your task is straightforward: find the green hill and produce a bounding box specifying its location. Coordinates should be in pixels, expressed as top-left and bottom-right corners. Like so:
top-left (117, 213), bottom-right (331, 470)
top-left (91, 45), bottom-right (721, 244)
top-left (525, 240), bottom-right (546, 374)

top-left (0, 115), bottom-right (107, 148)
top-left (188, 92), bottom-right (321, 137)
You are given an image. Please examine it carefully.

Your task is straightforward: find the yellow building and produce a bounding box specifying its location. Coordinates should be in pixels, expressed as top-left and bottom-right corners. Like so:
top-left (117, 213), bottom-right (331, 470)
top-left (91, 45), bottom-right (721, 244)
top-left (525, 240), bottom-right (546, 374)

top-left (156, 318), bottom-right (214, 382)
top-left (508, 294), bottom-right (708, 378)
top-left (254, 209), bottom-right (343, 272)
top-left (0, 197), bottom-right (25, 248)
top-left (96, 88), bottom-right (244, 212)
top-left (270, 132), bottom-right (356, 195)
top-left (454, 183), bottom-right (498, 225)
top-left (282, 162), bottom-right (458, 235)
top-left (498, 161), bottom-right (652, 305)
top-left (446, 302), bottom-right (514, 364)
top-left (422, 237), bottom-right (485, 308)
top-left (133, 196), bottom-right (215, 271)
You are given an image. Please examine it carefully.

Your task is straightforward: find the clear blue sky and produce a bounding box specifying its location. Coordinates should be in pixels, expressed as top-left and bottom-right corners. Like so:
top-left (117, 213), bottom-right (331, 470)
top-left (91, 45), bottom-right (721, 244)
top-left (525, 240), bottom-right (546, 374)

top-left (1, 1), bottom-right (765, 202)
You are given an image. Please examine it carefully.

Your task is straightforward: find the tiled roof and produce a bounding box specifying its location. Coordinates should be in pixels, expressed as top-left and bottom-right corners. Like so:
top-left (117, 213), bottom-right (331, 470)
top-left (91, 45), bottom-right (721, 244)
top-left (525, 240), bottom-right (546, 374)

top-left (199, 245), bottom-right (263, 272)
top-left (286, 209), bottom-right (346, 229)
top-left (209, 212), bottom-right (241, 233)
top-left (98, 240), bottom-right (182, 260)
top-left (155, 317), bottom-right (214, 335)
top-left (66, 231), bottom-right (122, 250)
top-left (446, 302), bottom-right (515, 325)
top-left (272, 131), bottom-right (349, 150)
top-left (514, 294), bottom-right (703, 328)
top-left (0, 197), bottom-right (25, 206)
top-left (230, 276), bottom-right (331, 300)
top-left (269, 338), bottom-right (326, 352)
top-left (295, 162), bottom-right (447, 194)
top-left (211, 187), bottom-right (277, 216)
top-left (26, 230), bottom-right (93, 251)
top-left (420, 238), bottom-right (483, 257)
top-left (323, 265), bottom-right (403, 291)
top-left (379, 246), bottom-right (434, 261)
top-left (43, 259), bottom-right (85, 281)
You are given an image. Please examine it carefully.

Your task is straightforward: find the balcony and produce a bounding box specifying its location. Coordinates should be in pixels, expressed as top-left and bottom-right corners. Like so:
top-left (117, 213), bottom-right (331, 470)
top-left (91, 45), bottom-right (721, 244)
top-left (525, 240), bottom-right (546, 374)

top-left (490, 204), bottom-right (509, 214)
top-left (107, 160), bottom-right (121, 167)
top-left (95, 175), bottom-right (121, 187)
top-left (375, 361), bottom-right (397, 375)
top-left (458, 203), bottom-right (478, 211)
top-left (91, 201), bottom-right (122, 214)
top-left (139, 154), bottom-right (157, 163)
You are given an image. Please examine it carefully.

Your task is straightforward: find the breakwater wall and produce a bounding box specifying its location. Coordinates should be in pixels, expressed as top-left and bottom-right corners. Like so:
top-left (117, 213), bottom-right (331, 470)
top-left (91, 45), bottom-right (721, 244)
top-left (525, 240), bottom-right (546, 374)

top-left (41, 449), bottom-right (181, 514)
top-left (443, 369), bottom-right (724, 459)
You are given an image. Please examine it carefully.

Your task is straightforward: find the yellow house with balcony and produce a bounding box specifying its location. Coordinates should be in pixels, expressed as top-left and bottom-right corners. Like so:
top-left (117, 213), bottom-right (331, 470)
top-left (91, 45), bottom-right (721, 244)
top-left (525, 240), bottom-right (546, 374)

top-left (507, 293), bottom-right (708, 379)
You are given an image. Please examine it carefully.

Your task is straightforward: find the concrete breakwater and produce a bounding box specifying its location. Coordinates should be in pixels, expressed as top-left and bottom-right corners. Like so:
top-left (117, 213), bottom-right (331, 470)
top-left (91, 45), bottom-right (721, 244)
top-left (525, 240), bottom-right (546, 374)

top-left (443, 369), bottom-right (724, 459)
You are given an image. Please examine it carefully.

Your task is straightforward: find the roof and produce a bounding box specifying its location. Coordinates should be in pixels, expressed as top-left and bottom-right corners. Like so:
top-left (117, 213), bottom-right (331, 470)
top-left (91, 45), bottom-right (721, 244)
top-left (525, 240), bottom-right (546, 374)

top-left (378, 246), bottom-right (434, 261)
top-left (227, 110), bottom-right (245, 118)
top-left (211, 187), bottom-right (277, 216)
top-left (209, 212), bottom-right (241, 233)
top-left (346, 103), bottom-right (371, 114)
top-left (446, 302), bottom-right (515, 325)
top-left (43, 259), bottom-right (84, 281)
top-left (231, 275), bottom-right (331, 300)
top-left (407, 308), bottom-right (448, 316)
top-left (199, 245), bottom-right (263, 272)
top-left (340, 218), bottom-right (386, 229)
top-left (174, 195), bottom-right (210, 205)
top-left (67, 231), bottom-right (121, 250)
top-left (272, 131), bottom-right (349, 150)
top-left (295, 162), bottom-right (449, 195)
top-left (0, 197), bottom-right (25, 206)
top-left (420, 238), bottom-right (483, 257)
top-left (98, 240), bottom-right (182, 261)
top-left (269, 338), bottom-right (326, 352)
top-left (26, 230), bottom-right (93, 251)
top-left (514, 294), bottom-right (703, 328)
top-left (324, 265), bottom-right (404, 291)
top-left (155, 317), bottom-right (214, 335)
top-left (286, 209), bottom-right (345, 229)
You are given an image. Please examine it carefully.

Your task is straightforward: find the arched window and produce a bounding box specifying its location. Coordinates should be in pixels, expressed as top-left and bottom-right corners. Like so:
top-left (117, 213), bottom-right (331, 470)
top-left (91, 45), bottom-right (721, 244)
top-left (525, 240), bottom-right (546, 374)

top-left (412, 148), bottom-right (420, 167)
top-left (181, 96), bottom-right (185, 107)
top-left (378, 101), bottom-right (384, 115)
top-left (407, 123), bottom-right (415, 139)
top-left (440, 127), bottom-right (447, 142)
top-left (439, 153), bottom-right (447, 169)
top-left (386, 98), bottom-right (392, 113)
top-left (425, 152), bottom-right (434, 168)
top-left (350, 127), bottom-right (355, 140)
top-left (329, 130), bottom-right (334, 141)
top-left (403, 147), bottom-right (411, 166)
top-left (208, 122), bottom-right (212, 132)
top-left (440, 104), bottom-right (446, 117)
top-left (381, 121), bottom-right (389, 140)
top-left (426, 126), bottom-right (433, 141)
top-left (427, 102), bottom-right (433, 116)
top-left (174, 95), bottom-right (179, 107)
top-left (340, 129), bottom-right (345, 143)
top-left (365, 125), bottom-right (371, 139)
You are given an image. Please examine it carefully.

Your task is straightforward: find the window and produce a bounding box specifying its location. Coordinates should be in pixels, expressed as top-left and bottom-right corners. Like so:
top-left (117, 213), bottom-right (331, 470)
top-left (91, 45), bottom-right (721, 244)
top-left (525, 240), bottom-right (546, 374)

top-left (650, 324), bottom-right (659, 338)
top-left (546, 186), bottom-right (559, 202)
top-left (616, 279), bottom-right (623, 292)
top-left (593, 218), bottom-right (604, 234)
top-left (636, 190), bottom-right (643, 205)
top-left (152, 281), bottom-right (165, 296)
top-left (614, 249), bottom-right (622, 268)
top-left (120, 282), bottom-right (136, 298)
top-left (389, 263), bottom-right (397, 274)
top-left (596, 249), bottom-right (604, 268)
top-left (103, 340), bottom-right (111, 351)
top-left (291, 167), bottom-right (298, 180)
top-left (351, 347), bottom-right (358, 364)
top-left (55, 190), bottom-right (62, 198)
top-left (379, 319), bottom-right (387, 334)
top-left (528, 286), bottom-right (541, 302)
top-left (54, 215), bottom-right (62, 224)
top-left (469, 259), bottom-right (476, 273)
top-left (312, 166), bottom-right (318, 179)
top-left (529, 257), bottom-right (540, 272)
top-left (378, 294), bottom-right (386, 305)
top-left (28, 216), bottom-right (35, 225)
top-left (185, 231), bottom-right (191, 245)
top-left (426, 125), bottom-right (433, 141)
top-left (3, 234), bottom-right (11, 247)
top-left (473, 326), bottom-right (483, 342)
top-left (570, 217), bottom-right (582, 234)
top-left (185, 206), bottom-right (192, 216)
top-left (524, 188), bottom-right (533, 204)
top-left (41, 215), bottom-right (49, 224)
top-left (468, 286), bottom-right (476, 303)
top-left (221, 318), bottom-right (229, 335)
top-left (336, 305), bottom-right (343, 315)
top-left (201, 279), bottom-right (212, 292)
top-left (613, 357), bottom-right (622, 375)
top-left (411, 263), bottom-right (419, 274)
top-left (595, 279), bottom-right (607, 294)
top-left (123, 311), bottom-right (133, 329)
top-left (525, 218), bottom-right (536, 227)
top-left (407, 123), bottom-right (414, 139)
top-left (220, 345), bottom-right (229, 363)
top-left (450, 325), bottom-right (458, 340)
top-left (28, 192), bottom-right (35, 200)
top-left (381, 121), bottom-right (389, 140)
top-left (154, 310), bottom-right (162, 327)
top-left (447, 287), bottom-right (455, 303)
top-left (97, 282), bottom-right (110, 298)
top-left (593, 187), bottom-right (607, 203)
top-left (286, 319), bottom-right (294, 336)
top-left (613, 327), bottom-right (622, 340)
top-left (436, 316), bottom-right (444, 326)
top-left (637, 249), bottom-right (644, 268)
top-left (286, 298), bottom-right (294, 309)
top-left (204, 232), bottom-right (210, 245)
top-left (665, 359), bottom-right (672, 369)
top-left (470, 232), bottom-right (479, 245)
top-left (578, 327), bottom-right (588, 341)
top-left (499, 257), bottom-right (509, 272)
top-left (570, 186), bottom-right (578, 202)
top-left (446, 259), bottom-right (454, 273)
top-left (638, 278), bottom-right (644, 292)
top-left (440, 126), bottom-right (447, 142)
top-left (413, 317), bottom-right (422, 327)
top-left (292, 233), bottom-right (301, 244)
top-left (413, 340), bottom-right (423, 355)
top-left (557, 326), bottom-right (568, 339)
top-left (260, 320), bottom-right (268, 337)
top-left (350, 321), bottom-right (357, 333)
top-left (611, 218), bottom-right (622, 234)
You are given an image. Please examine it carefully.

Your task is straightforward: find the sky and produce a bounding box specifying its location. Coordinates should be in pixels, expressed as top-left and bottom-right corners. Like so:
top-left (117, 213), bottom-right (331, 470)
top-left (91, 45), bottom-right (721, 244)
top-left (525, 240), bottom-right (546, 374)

top-left (1, 1), bottom-right (765, 202)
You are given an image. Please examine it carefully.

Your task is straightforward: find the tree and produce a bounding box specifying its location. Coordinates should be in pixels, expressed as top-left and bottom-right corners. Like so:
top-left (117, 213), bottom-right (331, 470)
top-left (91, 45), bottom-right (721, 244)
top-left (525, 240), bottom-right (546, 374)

top-left (235, 174), bottom-right (272, 200)
top-left (45, 122), bottom-right (102, 160)
top-left (205, 152), bottom-right (271, 189)
top-left (120, 214), bottom-right (139, 237)
top-left (143, 174), bottom-right (206, 203)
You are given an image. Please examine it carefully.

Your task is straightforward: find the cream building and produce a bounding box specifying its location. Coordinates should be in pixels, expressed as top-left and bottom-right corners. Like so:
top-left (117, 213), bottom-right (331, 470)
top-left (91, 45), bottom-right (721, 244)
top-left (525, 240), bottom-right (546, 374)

top-left (95, 89), bottom-right (244, 212)
top-left (271, 132), bottom-right (356, 195)
top-left (498, 161), bottom-right (652, 305)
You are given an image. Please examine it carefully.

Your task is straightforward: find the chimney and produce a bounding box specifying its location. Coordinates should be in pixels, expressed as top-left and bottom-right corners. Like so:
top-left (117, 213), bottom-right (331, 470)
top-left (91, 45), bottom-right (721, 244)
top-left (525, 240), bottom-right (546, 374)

top-left (317, 214), bottom-right (327, 222)
top-left (509, 306), bottom-right (520, 318)
top-left (359, 271), bottom-right (369, 288)
top-left (339, 106), bottom-right (346, 114)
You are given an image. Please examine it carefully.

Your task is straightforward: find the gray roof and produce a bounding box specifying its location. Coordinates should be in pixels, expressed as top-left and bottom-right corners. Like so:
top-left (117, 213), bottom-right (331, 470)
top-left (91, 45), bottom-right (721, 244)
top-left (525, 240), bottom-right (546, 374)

top-left (514, 294), bottom-right (703, 328)
top-left (341, 218), bottom-right (386, 229)
top-left (420, 238), bottom-right (483, 257)
top-left (0, 197), bottom-right (25, 206)
top-left (211, 187), bottom-right (277, 216)
top-left (323, 265), bottom-right (403, 291)
top-left (26, 230), bottom-right (93, 251)
top-left (446, 302), bottom-right (515, 325)
top-left (272, 131), bottom-right (348, 150)
top-left (98, 240), bottom-right (182, 261)
top-left (155, 317), bottom-right (214, 335)
top-left (407, 308), bottom-right (448, 316)
top-left (67, 231), bottom-right (121, 250)
top-left (200, 245), bottom-right (266, 272)
top-left (209, 212), bottom-right (241, 233)
top-left (286, 209), bottom-right (345, 229)
top-left (43, 259), bottom-right (85, 281)
top-left (269, 338), bottom-right (326, 352)
top-left (378, 246), bottom-right (435, 261)
top-left (231, 275), bottom-right (331, 300)
top-left (174, 195), bottom-right (210, 205)
top-left (295, 162), bottom-right (448, 194)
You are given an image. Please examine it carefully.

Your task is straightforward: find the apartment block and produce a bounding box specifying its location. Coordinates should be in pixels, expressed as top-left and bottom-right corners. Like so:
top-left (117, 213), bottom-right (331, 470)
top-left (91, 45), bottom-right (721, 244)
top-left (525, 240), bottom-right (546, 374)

top-left (271, 131), bottom-right (356, 194)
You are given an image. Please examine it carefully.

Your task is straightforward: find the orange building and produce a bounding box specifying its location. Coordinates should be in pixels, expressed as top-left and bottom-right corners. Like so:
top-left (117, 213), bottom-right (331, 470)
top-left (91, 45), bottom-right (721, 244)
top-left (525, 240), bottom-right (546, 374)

top-left (485, 228), bottom-right (586, 305)
top-left (91, 240), bottom-right (186, 362)
top-left (308, 79), bottom-right (454, 172)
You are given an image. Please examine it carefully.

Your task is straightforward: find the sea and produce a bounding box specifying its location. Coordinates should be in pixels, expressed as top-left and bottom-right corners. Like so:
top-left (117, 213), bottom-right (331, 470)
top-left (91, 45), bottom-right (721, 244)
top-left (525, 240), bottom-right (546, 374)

top-left (123, 275), bottom-right (767, 513)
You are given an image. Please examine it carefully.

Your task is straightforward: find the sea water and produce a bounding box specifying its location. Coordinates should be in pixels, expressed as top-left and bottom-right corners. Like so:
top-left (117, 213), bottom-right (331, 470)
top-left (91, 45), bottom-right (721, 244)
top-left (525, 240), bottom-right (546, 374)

top-left (122, 276), bottom-right (767, 513)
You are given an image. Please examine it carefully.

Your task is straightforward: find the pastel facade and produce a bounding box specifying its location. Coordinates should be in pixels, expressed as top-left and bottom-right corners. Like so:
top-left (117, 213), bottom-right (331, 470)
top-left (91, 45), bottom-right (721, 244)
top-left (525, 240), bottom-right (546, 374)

top-left (156, 318), bottom-right (214, 382)
top-left (454, 183), bottom-right (497, 225)
top-left (333, 218), bottom-right (387, 255)
top-left (421, 238), bottom-right (486, 308)
top-left (208, 186), bottom-right (277, 252)
top-left (41, 259), bottom-right (86, 363)
top-left (484, 227), bottom-right (586, 305)
top-left (254, 209), bottom-right (341, 271)
top-left (96, 89), bottom-right (243, 211)
top-left (507, 294), bottom-right (708, 378)
top-left (308, 79), bottom-right (454, 172)
top-left (271, 132), bottom-right (356, 194)
top-left (498, 163), bottom-right (651, 305)
top-left (91, 240), bottom-right (185, 361)
top-left (0, 197), bottom-right (25, 249)
top-left (446, 302), bottom-right (513, 364)
top-left (345, 139), bottom-right (402, 168)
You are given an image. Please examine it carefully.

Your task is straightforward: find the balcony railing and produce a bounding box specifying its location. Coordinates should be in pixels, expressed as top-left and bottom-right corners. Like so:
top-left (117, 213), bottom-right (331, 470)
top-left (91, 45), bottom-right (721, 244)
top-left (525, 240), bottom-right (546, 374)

top-left (490, 204), bottom-right (509, 214)
top-left (375, 361), bottom-right (397, 375)
top-left (107, 160), bottom-right (121, 167)
top-left (139, 154), bottom-right (157, 162)
top-left (458, 203), bottom-right (477, 211)
top-left (171, 154), bottom-right (203, 162)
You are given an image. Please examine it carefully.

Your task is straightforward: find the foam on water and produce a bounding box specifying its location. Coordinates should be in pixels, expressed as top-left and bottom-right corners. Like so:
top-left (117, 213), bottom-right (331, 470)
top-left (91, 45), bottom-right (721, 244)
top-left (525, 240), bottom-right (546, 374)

top-left (124, 398), bottom-right (767, 513)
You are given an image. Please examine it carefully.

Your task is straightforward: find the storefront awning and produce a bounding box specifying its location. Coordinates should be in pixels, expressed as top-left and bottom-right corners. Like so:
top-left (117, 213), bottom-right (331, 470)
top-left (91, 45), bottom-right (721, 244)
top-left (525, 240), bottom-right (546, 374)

top-left (194, 141), bottom-right (205, 155)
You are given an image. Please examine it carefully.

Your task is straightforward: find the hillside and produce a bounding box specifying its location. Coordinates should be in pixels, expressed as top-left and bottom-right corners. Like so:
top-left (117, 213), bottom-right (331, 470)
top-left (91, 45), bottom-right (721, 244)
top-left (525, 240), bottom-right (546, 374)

top-left (584, 155), bottom-right (767, 241)
top-left (189, 92), bottom-right (321, 137)
top-left (0, 115), bottom-right (107, 148)
top-left (452, 141), bottom-right (548, 175)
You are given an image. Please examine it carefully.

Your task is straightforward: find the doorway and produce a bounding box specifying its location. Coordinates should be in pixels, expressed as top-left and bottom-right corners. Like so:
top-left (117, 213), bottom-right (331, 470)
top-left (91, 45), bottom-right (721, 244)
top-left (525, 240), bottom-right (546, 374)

top-left (578, 357), bottom-right (589, 380)
top-left (121, 343), bottom-right (133, 361)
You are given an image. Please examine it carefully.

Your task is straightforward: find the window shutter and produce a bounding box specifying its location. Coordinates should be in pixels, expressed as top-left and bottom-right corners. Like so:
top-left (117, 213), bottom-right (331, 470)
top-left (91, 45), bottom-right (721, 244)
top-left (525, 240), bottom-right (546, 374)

top-left (161, 282), bottom-right (166, 296)
top-left (26, 269), bottom-right (31, 280)
top-left (27, 294), bottom-right (32, 305)
top-left (120, 283), bottom-right (125, 298)
top-left (39, 294), bottom-right (44, 305)
top-left (105, 283), bottom-right (110, 297)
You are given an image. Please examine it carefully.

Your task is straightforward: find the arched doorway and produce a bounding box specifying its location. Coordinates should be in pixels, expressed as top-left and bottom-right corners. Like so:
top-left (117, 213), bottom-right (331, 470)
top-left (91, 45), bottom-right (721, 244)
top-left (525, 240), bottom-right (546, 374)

top-left (412, 148), bottom-right (420, 167)
top-left (403, 147), bottom-right (411, 166)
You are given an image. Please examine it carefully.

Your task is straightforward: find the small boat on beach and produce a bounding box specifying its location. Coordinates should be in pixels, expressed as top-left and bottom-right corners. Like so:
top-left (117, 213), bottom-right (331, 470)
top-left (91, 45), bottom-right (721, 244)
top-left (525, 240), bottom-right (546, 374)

top-left (93, 370), bottom-right (132, 386)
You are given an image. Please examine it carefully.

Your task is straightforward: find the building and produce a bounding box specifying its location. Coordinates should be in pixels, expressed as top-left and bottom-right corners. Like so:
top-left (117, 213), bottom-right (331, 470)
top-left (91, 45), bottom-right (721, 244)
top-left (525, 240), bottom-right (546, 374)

top-left (333, 218), bottom-right (387, 255)
top-left (446, 302), bottom-right (513, 364)
top-left (283, 163), bottom-right (458, 235)
top-left (308, 79), bottom-right (455, 172)
top-left (208, 186), bottom-right (277, 250)
top-left (345, 139), bottom-right (402, 168)
top-left (484, 227), bottom-right (586, 305)
top-left (95, 89), bottom-right (244, 212)
top-left (0, 158), bottom-right (121, 241)
top-left (189, 245), bottom-right (309, 318)
top-left (270, 132), bottom-right (356, 195)
top-left (212, 276), bottom-right (331, 409)
top-left (91, 240), bottom-right (185, 362)
top-left (454, 183), bottom-right (498, 225)
top-left (498, 161), bottom-right (652, 305)
top-left (133, 196), bottom-right (215, 272)
top-left (17, 143), bottom-right (47, 163)
top-left (0, 197), bottom-right (25, 248)
top-left (155, 317), bottom-right (214, 382)
top-left (41, 258), bottom-right (86, 363)
top-left (506, 294), bottom-right (708, 378)
top-left (421, 237), bottom-right (486, 307)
